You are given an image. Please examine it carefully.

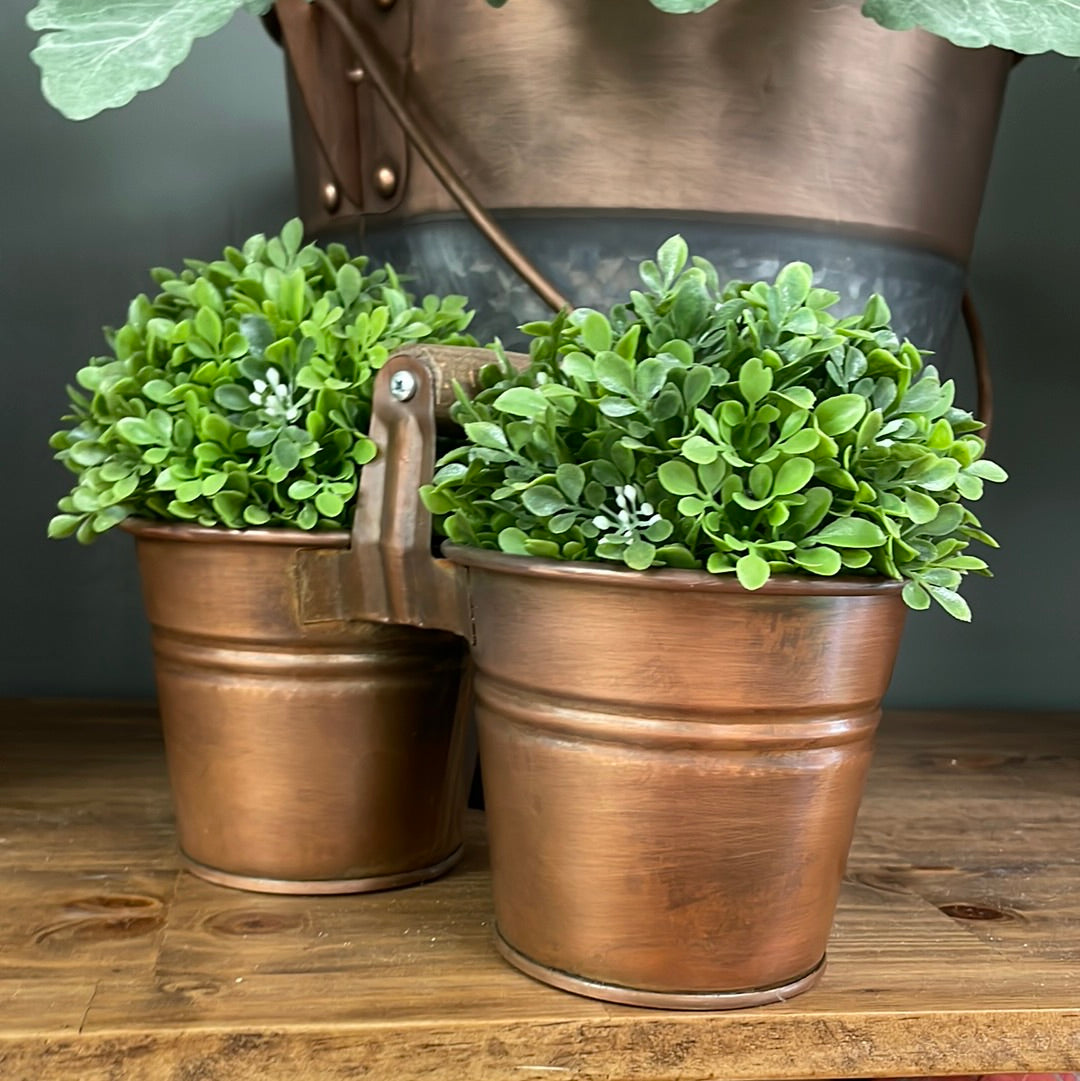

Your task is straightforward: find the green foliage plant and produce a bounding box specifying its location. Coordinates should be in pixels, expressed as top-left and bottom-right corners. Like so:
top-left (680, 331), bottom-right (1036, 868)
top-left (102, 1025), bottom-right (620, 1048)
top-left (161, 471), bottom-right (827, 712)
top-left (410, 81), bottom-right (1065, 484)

top-left (27, 0), bottom-right (1080, 123)
top-left (48, 218), bottom-right (475, 542)
top-left (420, 237), bottom-right (1007, 621)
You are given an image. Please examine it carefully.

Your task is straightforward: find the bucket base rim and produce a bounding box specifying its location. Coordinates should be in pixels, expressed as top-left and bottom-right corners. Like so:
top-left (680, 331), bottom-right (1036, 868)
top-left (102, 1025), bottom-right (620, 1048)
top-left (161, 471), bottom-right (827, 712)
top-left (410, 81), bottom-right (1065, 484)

top-left (180, 844), bottom-right (464, 895)
top-left (494, 928), bottom-right (825, 1010)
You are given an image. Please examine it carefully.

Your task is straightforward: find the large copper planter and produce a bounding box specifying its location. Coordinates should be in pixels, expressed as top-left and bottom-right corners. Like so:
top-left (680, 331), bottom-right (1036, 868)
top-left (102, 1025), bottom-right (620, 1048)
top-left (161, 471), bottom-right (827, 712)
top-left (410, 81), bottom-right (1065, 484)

top-left (126, 519), bottom-right (470, 894)
top-left (354, 347), bottom-right (908, 1008)
top-left (274, 0), bottom-right (1012, 349)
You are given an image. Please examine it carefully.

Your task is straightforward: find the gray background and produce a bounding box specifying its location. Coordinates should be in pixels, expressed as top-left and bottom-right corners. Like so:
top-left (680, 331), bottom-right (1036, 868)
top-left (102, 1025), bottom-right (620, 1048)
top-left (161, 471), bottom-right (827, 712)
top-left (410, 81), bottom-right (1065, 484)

top-left (1, 9), bottom-right (1075, 707)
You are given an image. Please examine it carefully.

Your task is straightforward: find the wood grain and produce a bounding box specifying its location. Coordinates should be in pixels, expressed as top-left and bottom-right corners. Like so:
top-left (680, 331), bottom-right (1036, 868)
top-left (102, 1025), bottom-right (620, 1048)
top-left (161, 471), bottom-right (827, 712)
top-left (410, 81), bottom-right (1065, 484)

top-left (1, 701), bottom-right (1078, 1080)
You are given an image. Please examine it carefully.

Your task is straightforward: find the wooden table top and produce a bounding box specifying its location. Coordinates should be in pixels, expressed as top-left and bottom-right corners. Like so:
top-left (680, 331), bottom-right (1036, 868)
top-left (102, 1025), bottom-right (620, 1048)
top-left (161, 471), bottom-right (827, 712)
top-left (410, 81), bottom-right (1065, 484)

top-left (1, 701), bottom-right (1078, 1080)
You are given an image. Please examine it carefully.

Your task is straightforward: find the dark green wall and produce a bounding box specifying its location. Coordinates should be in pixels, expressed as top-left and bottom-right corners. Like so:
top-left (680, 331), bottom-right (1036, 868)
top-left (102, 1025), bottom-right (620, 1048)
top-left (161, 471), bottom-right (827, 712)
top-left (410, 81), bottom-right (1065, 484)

top-left (2, 9), bottom-right (1075, 706)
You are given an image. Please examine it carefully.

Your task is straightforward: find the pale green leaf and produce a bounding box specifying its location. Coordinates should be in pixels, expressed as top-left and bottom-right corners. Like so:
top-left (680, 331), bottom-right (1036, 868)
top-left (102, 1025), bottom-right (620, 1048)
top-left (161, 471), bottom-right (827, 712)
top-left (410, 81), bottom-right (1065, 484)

top-left (861, 0), bottom-right (1080, 56)
top-left (28, 0), bottom-right (251, 121)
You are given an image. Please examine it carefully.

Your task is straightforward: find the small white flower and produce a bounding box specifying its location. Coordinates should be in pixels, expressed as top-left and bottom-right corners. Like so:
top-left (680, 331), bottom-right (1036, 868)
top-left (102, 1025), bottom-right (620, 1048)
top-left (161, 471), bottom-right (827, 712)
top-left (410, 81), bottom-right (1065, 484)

top-left (593, 483), bottom-right (662, 540)
top-left (249, 365), bottom-right (304, 425)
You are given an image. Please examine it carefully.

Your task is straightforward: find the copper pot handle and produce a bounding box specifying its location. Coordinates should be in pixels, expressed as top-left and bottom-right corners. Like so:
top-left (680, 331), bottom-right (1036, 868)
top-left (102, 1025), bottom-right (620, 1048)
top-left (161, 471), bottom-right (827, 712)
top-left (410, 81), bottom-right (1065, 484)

top-left (348, 345), bottom-right (528, 637)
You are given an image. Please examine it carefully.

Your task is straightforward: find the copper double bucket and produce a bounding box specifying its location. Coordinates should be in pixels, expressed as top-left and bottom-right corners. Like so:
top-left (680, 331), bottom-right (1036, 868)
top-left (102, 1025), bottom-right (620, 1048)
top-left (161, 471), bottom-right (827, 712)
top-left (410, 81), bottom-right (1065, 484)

top-left (352, 346), bottom-right (909, 1008)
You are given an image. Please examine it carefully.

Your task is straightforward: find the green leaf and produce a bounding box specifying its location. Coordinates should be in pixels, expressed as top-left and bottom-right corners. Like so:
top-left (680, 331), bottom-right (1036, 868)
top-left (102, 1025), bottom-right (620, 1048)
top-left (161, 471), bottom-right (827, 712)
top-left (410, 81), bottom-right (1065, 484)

top-left (464, 422), bottom-right (509, 451)
top-left (645, 518), bottom-right (674, 542)
top-left (579, 312), bottom-right (613, 354)
top-left (272, 439), bottom-right (300, 472)
top-left (598, 397), bottom-right (638, 418)
top-left (749, 463), bottom-right (773, 500)
top-left (905, 490), bottom-right (940, 525)
top-left (811, 518), bottom-right (887, 548)
top-left (658, 460), bottom-right (699, 496)
top-left (657, 235), bottom-right (689, 285)
top-left (175, 479), bottom-right (202, 503)
top-left (47, 513), bottom-right (82, 539)
top-left (924, 583), bottom-right (972, 622)
top-left (775, 262), bottom-right (813, 311)
top-left (200, 472), bottom-right (228, 497)
top-left (814, 394), bottom-right (867, 436)
top-left (793, 547), bottom-right (842, 576)
top-left (28, 0), bottom-right (252, 121)
top-left (281, 218), bottom-right (304, 258)
top-left (555, 463), bottom-right (585, 503)
top-left (778, 427), bottom-right (819, 455)
top-left (288, 480), bottom-right (319, 501)
top-left (902, 580), bottom-right (932, 611)
top-left (968, 459), bottom-right (1008, 483)
top-left (861, 0), bottom-right (1080, 55)
top-left (351, 439), bottom-right (377, 465)
top-left (773, 457), bottom-right (815, 497)
top-left (214, 384), bottom-right (250, 411)
top-left (315, 490), bottom-right (344, 518)
top-left (624, 538), bottom-right (657, 570)
top-left (594, 351), bottom-right (635, 397)
top-left (735, 552), bottom-right (770, 590)
top-left (115, 416), bottom-right (160, 445)
top-left (561, 352), bottom-right (595, 381)
top-left (738, 357), bottom-right (772, 406)
top-left (682, 367), bottom-right (712, 409)
top-left (681, 435), bottom-right (719, 465)
top-left (521, 485), bottom-right (565, 517)
top-left (142, 379), bottom-right (174, 404)
top-left (239, 314), bottom-right (275, 359)
top-left (907, 456), bottom-right (960, 492)
top-left (635, 358), bottom-right (670, 401)
top-left (243, 505), bottom-right (271, 526)
top-left (493, 387), bottom-right (548, 419)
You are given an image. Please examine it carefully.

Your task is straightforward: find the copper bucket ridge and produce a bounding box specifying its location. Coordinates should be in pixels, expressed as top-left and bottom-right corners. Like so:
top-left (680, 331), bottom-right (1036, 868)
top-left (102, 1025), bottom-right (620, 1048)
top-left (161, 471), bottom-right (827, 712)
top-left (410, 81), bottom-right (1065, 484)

top-left (127, 347), bottom-right (500, 895)
top-left (353, 345), bottom-right (908, 1007)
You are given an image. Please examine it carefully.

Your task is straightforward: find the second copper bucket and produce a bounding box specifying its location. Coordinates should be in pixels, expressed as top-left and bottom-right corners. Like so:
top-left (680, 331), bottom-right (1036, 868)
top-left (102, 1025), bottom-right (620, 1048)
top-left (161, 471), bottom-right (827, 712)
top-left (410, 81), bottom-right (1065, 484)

top-left (453, 546), bottom-right (906, 1008)
top-left (354, 346), bottom-right (908, 1007)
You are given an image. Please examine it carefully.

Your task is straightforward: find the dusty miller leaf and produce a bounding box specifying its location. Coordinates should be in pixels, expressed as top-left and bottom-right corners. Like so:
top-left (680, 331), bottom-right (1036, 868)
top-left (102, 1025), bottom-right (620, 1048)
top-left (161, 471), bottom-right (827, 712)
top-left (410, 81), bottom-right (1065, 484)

top-left (861, 0), bottom-right (1080, 55)
top-left (28, 0), bottom-right (269, 120)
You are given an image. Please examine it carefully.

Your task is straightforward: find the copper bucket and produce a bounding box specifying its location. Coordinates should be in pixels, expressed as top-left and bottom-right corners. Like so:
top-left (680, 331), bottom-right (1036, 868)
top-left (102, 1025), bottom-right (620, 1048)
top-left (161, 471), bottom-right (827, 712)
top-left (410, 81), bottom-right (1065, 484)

top-left (353, 346), bottom-right (908, 1007)
top-left (274, 0), bottom-right (1012, 352)
top-left (122, 353), bottom-right (497, 893)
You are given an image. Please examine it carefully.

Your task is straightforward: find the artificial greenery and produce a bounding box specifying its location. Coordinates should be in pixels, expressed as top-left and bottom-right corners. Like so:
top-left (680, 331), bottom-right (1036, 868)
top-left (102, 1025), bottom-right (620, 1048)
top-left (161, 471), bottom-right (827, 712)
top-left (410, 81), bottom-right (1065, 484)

top-left (489, 0), bottom-right (1080, 52)
top-left (421, 238), bottom-right (1006, 620)
top-left (48, 219), bottom-right (475, 542)
top-left (27, 1), bottom-right (1080, 122)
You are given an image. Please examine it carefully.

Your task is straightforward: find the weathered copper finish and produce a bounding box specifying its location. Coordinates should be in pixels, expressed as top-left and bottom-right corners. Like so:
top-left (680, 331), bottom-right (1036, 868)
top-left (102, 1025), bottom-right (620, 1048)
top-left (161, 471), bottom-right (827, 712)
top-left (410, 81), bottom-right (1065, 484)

top-left (279, 0), bottom-right (410, 217)
top-left (126, 519), bottom-right (471, 894)
top-left (283, 0), bottom-right (1011, 264)
top-left (453, 546), bottom-right (907, 1006)
top-left (354, 346), bottom-right (909, 1007)
top-left (288, 0), bottom-right (572, 313)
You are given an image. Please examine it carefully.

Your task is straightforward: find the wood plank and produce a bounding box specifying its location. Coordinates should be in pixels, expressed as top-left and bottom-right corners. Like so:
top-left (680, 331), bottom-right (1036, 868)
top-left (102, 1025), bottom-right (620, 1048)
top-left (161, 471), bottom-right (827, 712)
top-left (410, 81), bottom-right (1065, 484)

top-left (0, 702), bottom-right (1078, 1080)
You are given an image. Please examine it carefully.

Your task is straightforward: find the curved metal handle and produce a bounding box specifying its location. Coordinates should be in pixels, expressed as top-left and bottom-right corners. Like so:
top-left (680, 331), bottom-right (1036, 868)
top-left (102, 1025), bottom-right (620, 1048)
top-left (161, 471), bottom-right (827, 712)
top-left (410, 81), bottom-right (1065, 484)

top-left (962, 290), bottom-right (994, 446)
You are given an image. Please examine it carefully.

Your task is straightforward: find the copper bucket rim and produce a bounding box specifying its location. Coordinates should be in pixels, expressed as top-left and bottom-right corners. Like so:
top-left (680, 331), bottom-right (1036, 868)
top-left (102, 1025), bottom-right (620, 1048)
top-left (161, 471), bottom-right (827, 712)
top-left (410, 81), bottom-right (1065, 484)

top-left (122, 517), bottom-right (350, 548)
top-left (442, 543), bottom-right (906, 597)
